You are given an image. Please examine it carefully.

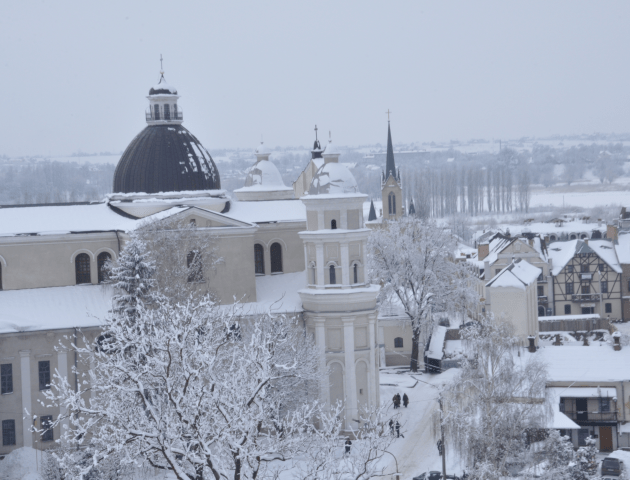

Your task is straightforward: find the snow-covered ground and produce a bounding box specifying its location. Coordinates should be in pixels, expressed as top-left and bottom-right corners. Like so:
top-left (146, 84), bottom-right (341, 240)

top-left (377, 367), bottom-right (465, 478)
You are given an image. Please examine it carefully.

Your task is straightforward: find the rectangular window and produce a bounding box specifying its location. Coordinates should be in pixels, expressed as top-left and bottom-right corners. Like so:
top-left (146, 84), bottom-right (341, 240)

top-left (581, 284), bottom-right (590, 294)
top-left (2, 419), bottom-right (15, 446)
top-left (582, 307), bottom-right (595, 314)
top-left (538, 273), bottom-right (544, 282)
top-left (581, 264), bottom-right (589, 273)
top-left (564, 304), bottom-right (571, 314)
top-left (537, 286), bottom-right (544, 296)
top-left (566, 282), bottom-right (574, 295)
top-left (41, 415), bottom-right (53, 442)
top-left (628, 278), bottom-right (630, 292)
top-left (578, 428), bottom-right (590, 446)
top-left (1, 363), bottom-right (13, 394)
top-left (38, 361), bottom-right (50, 390)
top-left (599, 263), bottom-right (605, 272)
top-left (601, 281), bottom-right (608, 293)
top-left (599, 397), bottom-right (611, 412)
top-left (605, 303), bottom-right (612, 313)
top-left (559, 397), bottom-right (565, 413)
top-left (567, 265), bottom-right (574, 273)
top-left (164, 103), bottom-right (171, 120)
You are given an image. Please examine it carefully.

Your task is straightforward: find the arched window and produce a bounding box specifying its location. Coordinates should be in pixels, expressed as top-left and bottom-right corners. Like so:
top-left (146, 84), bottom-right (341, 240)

top-left (538, 306), bottom-right (546, 317)
top-left (97, 252), bottom-right (112, 284)
top-left (353, 263), bottom-right (358, 284)
top-left (75, 253), bottom-right (91, 284)
top-left (270, 243), bottom-right (283, 273)
top-left (570, 234), bottom-right (576, 240)
top-left (388, 192), bottom-right (396, 215)
top-left (331, 219), bottom-right (337, 230)
top-left (174, 104), bottom-right (179, 119)
top-left (254, 244), bottom-right (265, 275)
top-left (153, 104), bottom-right (160, 120)
top-left (394, 337), bottom-right (404, 348)
top-left (310, 262), bottom-right (316, 284)
top-left (187, 251), bottom-right (203, 282)
top-left (329, 265), bottom-right (336, 285)
top-left (164, 104), bottom-right (171, 120)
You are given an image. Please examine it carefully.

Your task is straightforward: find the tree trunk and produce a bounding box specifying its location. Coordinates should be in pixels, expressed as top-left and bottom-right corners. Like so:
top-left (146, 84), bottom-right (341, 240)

top-left (410, 329), bottom-right (421, 372)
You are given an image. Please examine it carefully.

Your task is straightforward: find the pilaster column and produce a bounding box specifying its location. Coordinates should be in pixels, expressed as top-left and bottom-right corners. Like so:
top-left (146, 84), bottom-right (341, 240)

top-left (316, 244), bottom-right (325, 287)
top-left (19, 350), bottom-right (32, 448)
top-left (314, 318), bottom-right (330, 406)
top-left (317, 210), bottom-right (325, 230)
top-left (342, 317), bottom-right (357, 430)
top-left (340, 243), bottom-right (350, 285)
top-left (57, 350), bottom-right (69, 446)
top-left (368, 314), bottom-right (378, 408)
top-left (340, 208), bottom-right (348, 229)
top-left (377, 324), bottom-right (386, 368)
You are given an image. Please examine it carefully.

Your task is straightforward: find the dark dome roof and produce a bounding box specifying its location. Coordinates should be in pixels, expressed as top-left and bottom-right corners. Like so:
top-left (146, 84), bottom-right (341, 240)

top-left (113, 125), bottom-right (221, 194)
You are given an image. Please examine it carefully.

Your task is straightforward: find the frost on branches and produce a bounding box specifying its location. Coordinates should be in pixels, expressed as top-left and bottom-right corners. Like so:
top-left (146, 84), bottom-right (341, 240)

top-left (38, 229), bottom-right (394, 480)
top-left (368, 217), bottom-right (478, 371)
top-left (441, 314), bottom-right (551, 478)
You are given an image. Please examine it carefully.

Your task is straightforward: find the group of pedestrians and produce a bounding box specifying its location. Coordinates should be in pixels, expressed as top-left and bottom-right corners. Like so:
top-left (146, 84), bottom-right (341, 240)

top-left (388, 419), bottom-right (403, 438)
top-left (391, 392), bottom-right (409, 409)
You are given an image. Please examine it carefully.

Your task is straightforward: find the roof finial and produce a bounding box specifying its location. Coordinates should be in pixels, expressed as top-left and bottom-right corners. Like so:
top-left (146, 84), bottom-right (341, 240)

top-left (314, 124), bottom-right (318, 141)
top-left (160, 54), bottom-right (164, 75)
top-left (386, 109), bottom-right (391, 122)
top-left (329, 130), bottom-right (332, 142)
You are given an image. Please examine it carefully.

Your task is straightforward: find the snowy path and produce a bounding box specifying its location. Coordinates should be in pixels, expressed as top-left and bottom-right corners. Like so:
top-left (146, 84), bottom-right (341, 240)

top-left (378, 367), bottom-right (464, 479)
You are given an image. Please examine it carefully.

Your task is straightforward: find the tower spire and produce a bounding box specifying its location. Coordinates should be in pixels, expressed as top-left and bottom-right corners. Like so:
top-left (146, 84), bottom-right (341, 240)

top-left (311, 124), bottom-right (323, 159)
top-left (385, 119), bottom-right (396, 180)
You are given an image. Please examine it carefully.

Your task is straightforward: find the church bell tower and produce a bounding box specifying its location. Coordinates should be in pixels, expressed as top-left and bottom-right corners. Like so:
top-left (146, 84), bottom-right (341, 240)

top-left (381, 118), bottom-right (403, 220)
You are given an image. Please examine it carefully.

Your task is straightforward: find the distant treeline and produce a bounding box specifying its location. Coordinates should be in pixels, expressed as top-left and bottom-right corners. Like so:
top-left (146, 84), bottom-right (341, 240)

top-left (0, 162), bottom-right (115, 205)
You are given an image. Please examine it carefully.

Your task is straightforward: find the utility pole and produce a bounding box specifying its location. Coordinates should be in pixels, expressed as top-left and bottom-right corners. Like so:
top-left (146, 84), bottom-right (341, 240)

top-left (439, 395), bottom-right (447, 479)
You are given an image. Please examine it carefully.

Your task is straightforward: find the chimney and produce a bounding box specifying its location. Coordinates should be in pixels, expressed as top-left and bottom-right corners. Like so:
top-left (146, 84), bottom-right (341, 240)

top-left (613, 331), bottom-right (622, 351)
top-left (607, 224), bottom-right (619, 243)
top-left (527, 336), bottom-right (536, 353)
top-left (584, 239), bottom-right (588, 245)
top-left (478, 243), bottom-right (490, 261)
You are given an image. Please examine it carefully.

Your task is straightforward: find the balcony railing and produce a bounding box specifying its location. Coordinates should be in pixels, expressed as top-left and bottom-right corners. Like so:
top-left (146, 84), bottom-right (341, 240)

top-left (571, 294), bottom-right (600, 302)
top-left (145, 108), bottom-right (183, 122)
top-left (562, 410), bottom-right (617, 422)
top-left (537, 296), bottom-right (548, 304)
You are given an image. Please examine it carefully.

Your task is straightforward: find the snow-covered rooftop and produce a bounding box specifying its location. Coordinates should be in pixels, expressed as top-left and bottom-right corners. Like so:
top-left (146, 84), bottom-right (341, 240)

top-left (0, 203), bottom-right (137, 236)
top-left (236, 158), bottom-right (292, 191)
top-left (547, 239), bottom-right (621, 275)
top-left (226, 199), bottom-right (306, 224)
top-left (238, 271), bottom-right (307, 315)
top-left (486, 259), bottom-right (541, 289)
top-left (547, 387), bottom-right (616, 398)
top-left (531, 344), bottom-right (630, 382)
top-left (0, 285), bottom-right (111, 334)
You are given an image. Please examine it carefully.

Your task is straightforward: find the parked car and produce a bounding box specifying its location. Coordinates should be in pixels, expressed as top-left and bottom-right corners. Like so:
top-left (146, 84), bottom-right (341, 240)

top-left (413, 472), bottom-right (460, 480)
top-left (601, 457), bottom-right (623, 477)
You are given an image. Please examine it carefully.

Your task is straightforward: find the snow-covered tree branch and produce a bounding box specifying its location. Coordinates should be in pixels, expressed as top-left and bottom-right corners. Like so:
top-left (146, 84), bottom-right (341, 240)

top-left (368, 217), bottom-right (478, 371)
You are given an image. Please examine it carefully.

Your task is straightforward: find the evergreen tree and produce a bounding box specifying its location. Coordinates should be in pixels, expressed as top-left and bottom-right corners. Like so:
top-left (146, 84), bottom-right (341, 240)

top-left (108, 234), bottom-right (156, 321)
top-left (368, 199), bottom-right (377, 221)
top-left (576, 436), bottom-right (598, 478)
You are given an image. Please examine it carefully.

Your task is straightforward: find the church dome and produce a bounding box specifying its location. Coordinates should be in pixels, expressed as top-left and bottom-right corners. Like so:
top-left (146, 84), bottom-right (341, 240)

top-left (243, 158), bottom-right (285, 188)
top-left (308, 162), bottom-right (358, 195)
top-left (113, 124), bottom-right (221, 194)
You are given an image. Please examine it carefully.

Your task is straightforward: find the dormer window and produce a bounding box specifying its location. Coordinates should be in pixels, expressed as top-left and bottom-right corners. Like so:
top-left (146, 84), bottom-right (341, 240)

top-left (164, 104), bottom-right (171, 120)
top-left (153, 104), bottom-right (160, 120)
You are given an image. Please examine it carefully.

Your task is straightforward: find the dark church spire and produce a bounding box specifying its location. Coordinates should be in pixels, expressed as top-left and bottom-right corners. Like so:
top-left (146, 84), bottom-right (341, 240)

top-left (368, 199), bottom-right (377, 221)
top-left (385, 121), bottom-right (396, 180)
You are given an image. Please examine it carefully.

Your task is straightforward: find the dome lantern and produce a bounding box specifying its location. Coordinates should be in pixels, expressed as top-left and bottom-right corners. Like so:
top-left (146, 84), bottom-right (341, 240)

top-left (145, 59), bottom-right (183, 125)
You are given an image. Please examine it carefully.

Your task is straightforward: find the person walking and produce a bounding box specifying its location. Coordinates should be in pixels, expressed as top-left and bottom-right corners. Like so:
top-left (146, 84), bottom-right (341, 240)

top-left (392, 394), bottom-right (398, 409)
top-left (395, 393), bottom-right (401, 409)
top-left (395, 421), bottom-right (404, 438)
top-left (389, 419), bottom-right (394, 435)
top-left (403, 393), bottom-right (409, 408)
top-left (345, 438), bottom-right (352, 454)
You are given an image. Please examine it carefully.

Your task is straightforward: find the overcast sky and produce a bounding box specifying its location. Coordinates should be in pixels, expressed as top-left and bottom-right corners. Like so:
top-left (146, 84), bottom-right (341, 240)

top-left (2, 1), bottom-right (630, 156)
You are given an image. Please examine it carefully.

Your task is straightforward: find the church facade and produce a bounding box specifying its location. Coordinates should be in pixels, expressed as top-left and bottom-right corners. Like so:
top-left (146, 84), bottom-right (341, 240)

top-left (0, 72), bottom-right (412, 453)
